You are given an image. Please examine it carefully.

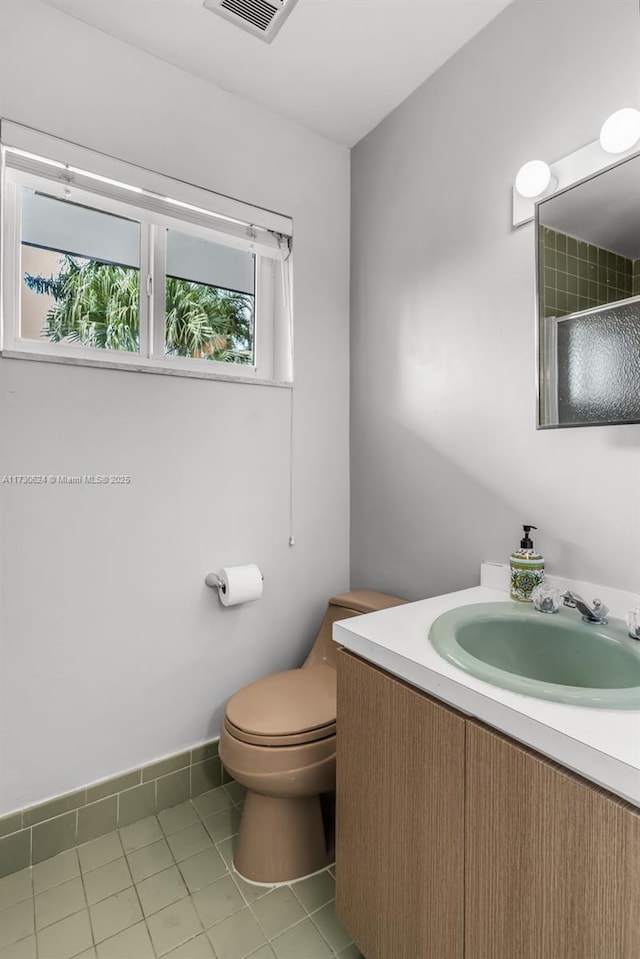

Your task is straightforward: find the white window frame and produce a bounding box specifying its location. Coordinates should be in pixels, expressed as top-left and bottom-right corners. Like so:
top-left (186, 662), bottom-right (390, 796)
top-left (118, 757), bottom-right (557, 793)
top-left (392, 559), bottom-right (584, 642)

top-left (0, 122), bottom-right (293, 386)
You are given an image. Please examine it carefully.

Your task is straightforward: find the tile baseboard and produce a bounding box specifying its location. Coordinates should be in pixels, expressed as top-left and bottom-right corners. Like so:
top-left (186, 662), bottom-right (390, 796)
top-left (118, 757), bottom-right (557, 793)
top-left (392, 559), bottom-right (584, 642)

top-left (0, 738), bottom-right (232, 878)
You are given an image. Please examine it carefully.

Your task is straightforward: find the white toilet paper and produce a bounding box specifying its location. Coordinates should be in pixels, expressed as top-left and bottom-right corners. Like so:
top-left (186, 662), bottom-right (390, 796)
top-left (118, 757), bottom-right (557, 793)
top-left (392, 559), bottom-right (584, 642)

top-left (217, 564), bottom-right (263, 606)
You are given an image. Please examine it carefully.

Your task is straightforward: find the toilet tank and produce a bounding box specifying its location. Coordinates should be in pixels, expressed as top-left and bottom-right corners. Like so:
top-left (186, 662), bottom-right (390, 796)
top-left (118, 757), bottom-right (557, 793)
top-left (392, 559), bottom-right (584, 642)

top-left (303, 590), bottom-right (407, 669)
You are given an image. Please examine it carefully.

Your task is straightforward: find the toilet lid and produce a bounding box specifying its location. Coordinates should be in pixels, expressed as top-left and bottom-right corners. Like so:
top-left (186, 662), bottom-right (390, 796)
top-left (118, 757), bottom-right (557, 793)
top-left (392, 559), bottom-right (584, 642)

top-left (225, 665), bottom-right (336, 742)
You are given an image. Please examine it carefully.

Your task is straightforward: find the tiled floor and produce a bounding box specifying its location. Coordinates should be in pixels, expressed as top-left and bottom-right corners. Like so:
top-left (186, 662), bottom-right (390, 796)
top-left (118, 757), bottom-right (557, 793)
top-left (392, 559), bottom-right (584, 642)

top-left (0, 783), bottom-right (361, 959)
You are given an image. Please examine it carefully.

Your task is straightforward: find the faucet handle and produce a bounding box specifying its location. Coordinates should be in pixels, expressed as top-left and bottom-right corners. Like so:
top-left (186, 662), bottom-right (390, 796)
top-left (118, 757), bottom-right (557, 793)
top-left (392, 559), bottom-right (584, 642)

top-left (592, 599), bottom-right (608, 618)
top-left (627, 608), bottom-right (640, 640)
top-left (532, 583), bottom-right (562, 613)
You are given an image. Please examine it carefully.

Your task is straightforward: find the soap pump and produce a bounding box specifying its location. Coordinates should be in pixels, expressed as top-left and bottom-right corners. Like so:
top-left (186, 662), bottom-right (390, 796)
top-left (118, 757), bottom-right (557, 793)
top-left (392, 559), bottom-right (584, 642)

top-left (510, 525), bottom-right (545, 603)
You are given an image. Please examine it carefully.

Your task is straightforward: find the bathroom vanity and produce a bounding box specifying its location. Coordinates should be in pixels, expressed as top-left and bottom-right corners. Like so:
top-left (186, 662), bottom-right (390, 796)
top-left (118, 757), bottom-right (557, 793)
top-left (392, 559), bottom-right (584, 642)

top-left (333, 570), bottom-right (640, 959)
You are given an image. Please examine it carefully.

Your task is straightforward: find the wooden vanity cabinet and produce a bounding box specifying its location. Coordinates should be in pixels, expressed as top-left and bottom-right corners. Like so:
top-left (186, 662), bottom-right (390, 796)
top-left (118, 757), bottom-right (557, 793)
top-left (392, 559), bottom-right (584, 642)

top-left (335, 650), bottom-right (466, 959)
top-left (336, 650), bottom-right (640, 959)
top-left (465, 721), bottom-right (640, 959)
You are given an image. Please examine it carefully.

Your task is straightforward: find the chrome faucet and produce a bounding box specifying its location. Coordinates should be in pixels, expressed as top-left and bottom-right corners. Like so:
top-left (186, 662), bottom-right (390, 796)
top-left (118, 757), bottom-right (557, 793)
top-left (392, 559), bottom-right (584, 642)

top-left (562, 590), bottom-right (609, 625)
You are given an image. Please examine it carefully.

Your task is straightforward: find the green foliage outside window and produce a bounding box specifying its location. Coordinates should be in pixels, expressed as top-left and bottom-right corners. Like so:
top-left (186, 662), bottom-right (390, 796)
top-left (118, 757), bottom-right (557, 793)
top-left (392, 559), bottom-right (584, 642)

top-left (24, 254), bottom-right (254, 362)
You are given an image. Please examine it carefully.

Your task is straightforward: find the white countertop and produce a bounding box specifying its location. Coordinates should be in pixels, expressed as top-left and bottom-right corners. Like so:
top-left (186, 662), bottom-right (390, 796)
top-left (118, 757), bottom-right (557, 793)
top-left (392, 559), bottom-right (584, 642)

top-left (333, 579), bottom-right (640, 807)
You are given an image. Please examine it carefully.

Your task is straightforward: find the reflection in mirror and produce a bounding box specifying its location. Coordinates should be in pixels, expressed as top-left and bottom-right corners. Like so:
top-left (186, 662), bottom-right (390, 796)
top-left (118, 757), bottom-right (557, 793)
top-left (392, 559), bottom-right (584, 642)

top-left (537, 153), bottom-right (640, 428)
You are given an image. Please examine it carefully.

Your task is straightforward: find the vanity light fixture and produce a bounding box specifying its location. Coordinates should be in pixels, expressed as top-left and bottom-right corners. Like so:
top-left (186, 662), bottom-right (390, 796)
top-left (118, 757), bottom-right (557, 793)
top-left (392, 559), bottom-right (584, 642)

top-left (599, 107), bottom-right (640, 154)
top-left (513, 105), bottom-right (640, 227)
top-left (514, 160), bottom-right (555, 199)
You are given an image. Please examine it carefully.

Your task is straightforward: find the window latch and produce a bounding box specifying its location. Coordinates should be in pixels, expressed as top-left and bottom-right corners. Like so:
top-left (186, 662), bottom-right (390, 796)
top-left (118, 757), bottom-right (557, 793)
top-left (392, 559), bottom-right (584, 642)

top-left (146, 275), bottom-right (153, 297)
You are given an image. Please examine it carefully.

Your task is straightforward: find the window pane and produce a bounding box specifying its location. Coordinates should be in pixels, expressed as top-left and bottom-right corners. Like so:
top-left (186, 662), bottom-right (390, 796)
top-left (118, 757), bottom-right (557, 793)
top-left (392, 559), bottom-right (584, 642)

top-left (165, 229), bottom-right (255, 364)
top-left (20, 189), bottom-right (141, 353)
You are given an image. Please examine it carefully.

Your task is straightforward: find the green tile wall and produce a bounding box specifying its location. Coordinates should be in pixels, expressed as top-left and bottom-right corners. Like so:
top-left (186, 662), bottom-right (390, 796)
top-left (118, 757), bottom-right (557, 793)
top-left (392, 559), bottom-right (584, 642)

top-left (0, 739), bottom-right (224, 878)
top-left (633, 257), bottom-right (640, 296)
top-left (539, 226), bottom-right (634, 318)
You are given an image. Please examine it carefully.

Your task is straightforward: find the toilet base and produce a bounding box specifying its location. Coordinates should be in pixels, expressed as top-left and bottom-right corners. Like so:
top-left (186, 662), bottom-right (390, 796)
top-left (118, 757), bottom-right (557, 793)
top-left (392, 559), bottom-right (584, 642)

top-left (233, 790), bottom-right (331, 883)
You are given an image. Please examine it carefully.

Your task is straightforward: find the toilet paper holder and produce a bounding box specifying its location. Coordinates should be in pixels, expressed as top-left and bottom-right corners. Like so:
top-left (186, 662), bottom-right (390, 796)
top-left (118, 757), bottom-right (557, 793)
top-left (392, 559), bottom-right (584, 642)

top-left (204, 571), bottom-right (226, 593)
top-left (204, 570), bottom-right (264, 596)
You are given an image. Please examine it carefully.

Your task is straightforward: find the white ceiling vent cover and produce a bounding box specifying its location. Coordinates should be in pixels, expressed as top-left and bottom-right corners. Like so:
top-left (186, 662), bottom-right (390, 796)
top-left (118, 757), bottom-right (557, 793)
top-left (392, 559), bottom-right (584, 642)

top-left (203, 0), bottom-right (299, 43)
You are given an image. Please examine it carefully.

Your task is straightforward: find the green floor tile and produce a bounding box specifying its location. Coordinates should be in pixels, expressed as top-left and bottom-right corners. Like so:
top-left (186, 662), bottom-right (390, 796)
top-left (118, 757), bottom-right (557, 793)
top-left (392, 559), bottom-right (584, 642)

top-left (83, 859), bottom-right (132, 906)
top-left (310, 902), bottom-right (352, 952)
top-left (192, 788), bottom-right (233, 821)
top-left (250, 887), bottom-right (305, 940)
top-left (232, 873), bottom-right (274, 906)
top-left (35, 877), bottom-right (85, 930)
top-left (191, 875), bottom-right (244, 929)
top-left (79, 833), bottom-right (123, 874)
top-left (119, 817), bottom-right (162, 855)
top-left (178, 847), bottom-right (228, 894)
top-left (37, 910), bottom-right (92, 959)
top-left (166, 823), bottom-right (212, 863)
top-left (95, 920), bottom-right (155, 959)
top-left (0, 934), bottom-right (37, 959)
top-left (270, 919), bottom-right (332, 959)
top-left (136, 866), bottom-right (188, 917)
top-left (207, 906), bottom-right (266, 959)
top-left (336, 944), bottom-right (363, 958)
top-left (126, 838), bottom-right (174, 883)
top-left (164, 933), bottom-right (215, 959)
top-left (0, 900), bottom-right (34, 949)
top-left (158, 804), bottom-right (198, 837)
top-left (89, 888), bottom-right (142, 944)
top-left (33, 850), bottom-right (80, 895)
top-left (146, 897), bottom-right (203, 957)
top-left (0, 868), bottom-right (32, 911)
top-left (247, 947), bottom-right (276, 959)
top-left (290, 871), bottom-right (335, 913)
top-left (202, 807), bottom-right (241, 844)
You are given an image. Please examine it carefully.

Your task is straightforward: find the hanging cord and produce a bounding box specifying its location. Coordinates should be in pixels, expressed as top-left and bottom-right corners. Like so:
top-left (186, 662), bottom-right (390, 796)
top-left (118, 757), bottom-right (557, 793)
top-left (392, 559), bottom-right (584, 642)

top-left (288, 387), bottom-right (295, 547)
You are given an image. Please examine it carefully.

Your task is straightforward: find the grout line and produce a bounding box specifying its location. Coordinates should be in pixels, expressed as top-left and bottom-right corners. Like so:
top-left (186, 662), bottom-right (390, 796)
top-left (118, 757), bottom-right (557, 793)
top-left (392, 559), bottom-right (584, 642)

top-left (139, 818), bottom-right (182, 959)
top-left (31, 868), bottom-right (38, 959)
top-left (77, 850), bottom-right (97, 953)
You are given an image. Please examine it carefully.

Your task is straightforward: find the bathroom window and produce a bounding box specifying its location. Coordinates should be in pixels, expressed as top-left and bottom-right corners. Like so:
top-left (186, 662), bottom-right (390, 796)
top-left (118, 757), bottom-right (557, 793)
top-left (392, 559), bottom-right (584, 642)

top-left (1, 122), bottom-right (293, 384)
top-left (19, 191), bottom-right (143, 355)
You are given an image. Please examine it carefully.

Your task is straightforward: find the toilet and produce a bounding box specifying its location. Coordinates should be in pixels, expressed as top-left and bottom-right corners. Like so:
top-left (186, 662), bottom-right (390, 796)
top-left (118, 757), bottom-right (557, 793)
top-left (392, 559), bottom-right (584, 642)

top-left (219, 589), bottom-right (406, 883)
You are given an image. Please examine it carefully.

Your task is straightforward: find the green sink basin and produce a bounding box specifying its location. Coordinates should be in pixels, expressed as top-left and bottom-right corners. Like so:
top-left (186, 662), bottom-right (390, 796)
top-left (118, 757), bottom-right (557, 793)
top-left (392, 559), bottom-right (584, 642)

top-left (429, 602), bottom-right (640, 709)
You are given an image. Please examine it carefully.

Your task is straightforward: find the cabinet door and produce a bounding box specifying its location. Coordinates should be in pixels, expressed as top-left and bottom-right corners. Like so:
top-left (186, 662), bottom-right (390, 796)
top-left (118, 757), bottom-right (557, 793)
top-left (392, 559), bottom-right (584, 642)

top-left (466, 721), bottom-right (640, 959)
top-left (336, 650), bottom-right (465, 959)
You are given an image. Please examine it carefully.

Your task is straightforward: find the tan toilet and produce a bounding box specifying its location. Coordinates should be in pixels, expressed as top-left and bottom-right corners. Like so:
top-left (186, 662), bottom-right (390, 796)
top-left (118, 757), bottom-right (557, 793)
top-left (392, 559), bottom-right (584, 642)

top-left (219, 590), bottom-right (406, 883)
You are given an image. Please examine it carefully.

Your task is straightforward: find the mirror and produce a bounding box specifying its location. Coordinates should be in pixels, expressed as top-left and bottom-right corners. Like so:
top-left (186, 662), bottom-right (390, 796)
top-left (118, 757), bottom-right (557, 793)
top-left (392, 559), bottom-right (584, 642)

top-left (536, 153), bottom-right (640, 428)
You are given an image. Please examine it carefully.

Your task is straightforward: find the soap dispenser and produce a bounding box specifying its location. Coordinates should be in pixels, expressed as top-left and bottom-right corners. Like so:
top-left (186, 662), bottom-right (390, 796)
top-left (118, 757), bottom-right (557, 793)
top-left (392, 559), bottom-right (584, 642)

top-left (510, 525), bottom-right (544, 602)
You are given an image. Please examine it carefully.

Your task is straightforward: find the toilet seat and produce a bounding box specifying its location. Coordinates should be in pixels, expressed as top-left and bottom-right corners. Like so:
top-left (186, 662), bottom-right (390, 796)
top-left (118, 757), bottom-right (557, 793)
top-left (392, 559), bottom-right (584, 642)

top-left (225, 665), bottom-right (336, 747)
top-left (224, 717), bottom-right (336, 747)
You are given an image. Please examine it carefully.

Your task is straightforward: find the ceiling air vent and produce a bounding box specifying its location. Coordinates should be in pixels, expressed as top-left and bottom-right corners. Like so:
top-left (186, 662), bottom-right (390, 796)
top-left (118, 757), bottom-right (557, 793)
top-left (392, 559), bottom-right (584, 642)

top-left (203, 0), bottom-right (299, 43)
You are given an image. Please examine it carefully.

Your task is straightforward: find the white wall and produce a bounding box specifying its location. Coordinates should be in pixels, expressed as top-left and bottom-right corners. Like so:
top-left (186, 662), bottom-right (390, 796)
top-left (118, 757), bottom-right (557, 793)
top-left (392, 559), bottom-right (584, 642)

top-left (0, 1), bottom-right (350, 814)
top-left (350, 0), bottom-right (640, 600)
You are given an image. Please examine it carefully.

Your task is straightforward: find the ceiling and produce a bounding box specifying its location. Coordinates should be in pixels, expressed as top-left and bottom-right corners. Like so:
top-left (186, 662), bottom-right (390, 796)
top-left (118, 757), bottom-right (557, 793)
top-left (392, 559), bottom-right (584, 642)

top-left (41, 0), bottom-right (513, 146)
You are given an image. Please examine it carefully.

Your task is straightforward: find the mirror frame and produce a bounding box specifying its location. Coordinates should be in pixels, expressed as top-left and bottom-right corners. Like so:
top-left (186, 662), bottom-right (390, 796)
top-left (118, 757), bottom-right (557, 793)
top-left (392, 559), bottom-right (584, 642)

top-left (535, 151), bottom-right (640, 430)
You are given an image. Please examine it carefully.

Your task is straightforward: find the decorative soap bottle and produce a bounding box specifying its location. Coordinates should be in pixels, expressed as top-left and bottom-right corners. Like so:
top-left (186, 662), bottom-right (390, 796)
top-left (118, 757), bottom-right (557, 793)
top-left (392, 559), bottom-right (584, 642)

top-left (510, 525), bottom-right (544, 602)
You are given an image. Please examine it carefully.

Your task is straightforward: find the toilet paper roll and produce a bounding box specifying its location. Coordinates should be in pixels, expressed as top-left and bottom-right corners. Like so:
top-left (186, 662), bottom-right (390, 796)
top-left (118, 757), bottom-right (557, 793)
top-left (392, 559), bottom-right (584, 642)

top-left (217, 564), bottom-right (264, 607)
